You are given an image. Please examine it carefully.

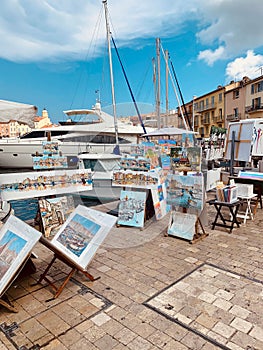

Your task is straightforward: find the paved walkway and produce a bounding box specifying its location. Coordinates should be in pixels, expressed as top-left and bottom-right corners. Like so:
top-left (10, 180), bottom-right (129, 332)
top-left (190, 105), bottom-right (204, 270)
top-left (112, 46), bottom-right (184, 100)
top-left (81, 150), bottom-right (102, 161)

top-left (0, 193), bottom-right (263, 350)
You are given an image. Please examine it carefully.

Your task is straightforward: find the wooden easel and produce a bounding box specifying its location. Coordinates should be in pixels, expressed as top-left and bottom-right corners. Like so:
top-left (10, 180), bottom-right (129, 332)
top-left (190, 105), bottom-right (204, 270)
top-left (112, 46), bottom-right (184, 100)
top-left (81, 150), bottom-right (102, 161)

top-left (35, 236), bottom-right (100, 300)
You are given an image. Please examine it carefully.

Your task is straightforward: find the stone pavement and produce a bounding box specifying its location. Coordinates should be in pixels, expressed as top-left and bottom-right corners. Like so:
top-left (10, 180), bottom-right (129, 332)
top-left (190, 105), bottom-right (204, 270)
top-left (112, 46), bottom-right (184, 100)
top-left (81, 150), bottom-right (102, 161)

top-left (0, 194), bottom-right (263, 350)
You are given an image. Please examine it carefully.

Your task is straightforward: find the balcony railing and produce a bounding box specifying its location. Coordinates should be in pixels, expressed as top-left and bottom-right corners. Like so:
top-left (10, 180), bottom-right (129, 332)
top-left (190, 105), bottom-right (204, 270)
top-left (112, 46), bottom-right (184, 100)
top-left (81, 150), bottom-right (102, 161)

top-left (195, 103), bottom-right (216, 112)
top-left (201, 118), bottom-right (210, 125)
top-left (245, 104), bottom-right (263, 113)
top-left (226, 113), bottom-right (241, 121)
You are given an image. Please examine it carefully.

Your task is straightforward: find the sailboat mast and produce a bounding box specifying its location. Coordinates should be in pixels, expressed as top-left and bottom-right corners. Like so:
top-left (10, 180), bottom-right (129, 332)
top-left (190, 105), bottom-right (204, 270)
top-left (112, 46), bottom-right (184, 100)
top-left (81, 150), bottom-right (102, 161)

top-left (103, 0), bottom-right (119, 145)
top-left (156, 38), bottom-right (161, 129)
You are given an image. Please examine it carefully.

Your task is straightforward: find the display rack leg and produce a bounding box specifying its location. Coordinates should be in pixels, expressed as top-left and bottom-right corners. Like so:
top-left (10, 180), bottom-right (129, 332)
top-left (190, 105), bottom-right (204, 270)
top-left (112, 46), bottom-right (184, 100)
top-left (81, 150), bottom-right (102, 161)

top-left (0, 295), bottom-right (18, 313)
top-left (35, 254), bottom-right (99, 299)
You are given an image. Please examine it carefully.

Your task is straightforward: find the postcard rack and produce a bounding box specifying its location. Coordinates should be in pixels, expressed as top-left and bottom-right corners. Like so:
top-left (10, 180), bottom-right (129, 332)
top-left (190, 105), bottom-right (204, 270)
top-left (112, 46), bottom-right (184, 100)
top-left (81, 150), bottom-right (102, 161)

top-left (36, 236), bottom-right (100, 299)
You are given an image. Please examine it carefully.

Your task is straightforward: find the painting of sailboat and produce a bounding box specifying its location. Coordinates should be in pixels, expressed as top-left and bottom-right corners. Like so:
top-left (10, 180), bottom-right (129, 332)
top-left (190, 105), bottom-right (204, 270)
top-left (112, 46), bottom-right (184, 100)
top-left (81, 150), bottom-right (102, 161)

top-left (56, 213), bottom-right (100, 257)
top-left (51, 205), bottom-right (117, 270)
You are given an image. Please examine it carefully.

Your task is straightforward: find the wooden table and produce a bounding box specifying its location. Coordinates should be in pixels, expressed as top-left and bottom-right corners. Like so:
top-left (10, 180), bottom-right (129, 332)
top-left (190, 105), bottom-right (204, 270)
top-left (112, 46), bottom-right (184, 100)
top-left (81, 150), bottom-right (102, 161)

top-left (207, 199), bottom-right (241, 233)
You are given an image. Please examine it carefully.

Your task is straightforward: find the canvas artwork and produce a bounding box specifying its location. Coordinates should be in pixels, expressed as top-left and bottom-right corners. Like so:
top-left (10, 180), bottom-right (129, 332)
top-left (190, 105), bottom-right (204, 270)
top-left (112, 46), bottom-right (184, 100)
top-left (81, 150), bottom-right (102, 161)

top-left (120, 156), bottom-right (150, 171)
top-left (42, 141), bottom-right (59, 154)
top-left (33, 155), bottom-right (68, 170)
top-left (181, 133), bottom-right (195, 147)
top-left (166, 174), bottom-right (204, 214)
top-left (142, 142), bottom-right (160, 169)
top-left (51, 205), bottom-right (117, 270)
top-left (0, 215), bottom-right (42, 296)
top-left (170, 147), bottom-right (201, 172)
top-left (112, 170), bottom-right (159, 188)
top-left (117, 190), bottom-right (146, 228)
top-left (0, 169), bottom-right (92, 201)
top-left (168, 211), bottom-right (196, 240)
top-left (39, 195), bottom-right (75, 238)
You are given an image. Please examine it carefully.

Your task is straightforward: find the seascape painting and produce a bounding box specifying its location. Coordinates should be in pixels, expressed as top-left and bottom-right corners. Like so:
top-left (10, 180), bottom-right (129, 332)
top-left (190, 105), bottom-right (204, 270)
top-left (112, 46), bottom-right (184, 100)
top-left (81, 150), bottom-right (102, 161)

top-left (57, 213), bottom-right (100, 257)
top-left (0, 215), bottom-right (42, 296)
top-left (51, 205), bottom-right (117, 270)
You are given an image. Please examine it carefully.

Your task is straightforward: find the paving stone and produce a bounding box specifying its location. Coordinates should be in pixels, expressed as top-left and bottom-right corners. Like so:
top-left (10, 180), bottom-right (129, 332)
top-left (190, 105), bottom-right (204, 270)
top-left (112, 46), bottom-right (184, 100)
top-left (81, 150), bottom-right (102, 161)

top-left (95, 334), bottom-right (118, 350)
top-left (212, 321), bottom-right (236, 338)
top-left (230, 317), bottom-right (253, 333)
top-left (126, 336), bottom-right (153, 350)
top-left (229, 305), bottom-right (251, 319)
top-left (249, 325), bottom-right (263, 342)
top-left (91, 312), bottom-right (112, 326)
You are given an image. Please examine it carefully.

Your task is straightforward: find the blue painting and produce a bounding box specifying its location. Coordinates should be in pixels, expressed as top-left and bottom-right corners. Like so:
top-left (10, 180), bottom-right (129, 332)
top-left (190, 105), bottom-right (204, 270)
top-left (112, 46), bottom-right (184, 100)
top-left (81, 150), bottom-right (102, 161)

top-left (167, 174), bottom-right (203, 214)
top-left (57, 213), bottom-right (101, 257)
top-left (0, 230), bottom-right (27, 279)
top-left (118, 190), bottom-right (146, 228)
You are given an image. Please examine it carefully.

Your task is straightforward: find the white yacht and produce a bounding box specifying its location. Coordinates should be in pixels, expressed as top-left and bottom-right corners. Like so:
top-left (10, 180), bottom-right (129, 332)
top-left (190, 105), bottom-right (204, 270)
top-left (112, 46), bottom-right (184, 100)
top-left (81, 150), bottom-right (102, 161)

top-left (0, 101), bottom-right (151, 169)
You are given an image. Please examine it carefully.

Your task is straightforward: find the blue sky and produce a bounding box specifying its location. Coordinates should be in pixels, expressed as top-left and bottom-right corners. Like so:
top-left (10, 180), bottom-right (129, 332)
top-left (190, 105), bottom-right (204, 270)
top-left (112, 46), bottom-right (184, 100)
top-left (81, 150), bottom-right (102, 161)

top-left (1, 0), bottom-right (263, 124)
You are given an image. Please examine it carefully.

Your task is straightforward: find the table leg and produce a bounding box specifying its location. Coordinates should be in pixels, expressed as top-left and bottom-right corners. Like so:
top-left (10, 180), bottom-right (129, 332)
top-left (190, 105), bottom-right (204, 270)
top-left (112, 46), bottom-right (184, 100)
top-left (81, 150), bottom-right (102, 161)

top-left (229, 204), bottom-right (240, 232)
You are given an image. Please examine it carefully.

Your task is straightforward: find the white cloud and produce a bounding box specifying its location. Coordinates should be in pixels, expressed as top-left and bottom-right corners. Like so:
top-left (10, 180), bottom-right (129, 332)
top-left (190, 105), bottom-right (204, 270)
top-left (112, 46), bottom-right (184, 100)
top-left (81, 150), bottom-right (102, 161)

top-left (226, 50), bottom-right (263, 82)
top-left (198, 46), bottom-right (225, 66)
top-left (196, 0), bottom-right (263, 64)
top-left (0, 0), bottom-right (263, 66)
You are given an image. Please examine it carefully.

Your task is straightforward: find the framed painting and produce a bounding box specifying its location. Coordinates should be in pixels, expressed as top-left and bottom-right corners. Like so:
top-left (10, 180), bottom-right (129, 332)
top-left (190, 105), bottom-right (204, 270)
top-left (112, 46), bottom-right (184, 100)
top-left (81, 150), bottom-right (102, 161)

top-left (50, 205), bottom-right (117, 270)
top-left (117, 190), bottom-right (146, 228)
top-left (39, 195), bottom-right (75, 238)
top-left (0, 215), bottom-right (42, 296)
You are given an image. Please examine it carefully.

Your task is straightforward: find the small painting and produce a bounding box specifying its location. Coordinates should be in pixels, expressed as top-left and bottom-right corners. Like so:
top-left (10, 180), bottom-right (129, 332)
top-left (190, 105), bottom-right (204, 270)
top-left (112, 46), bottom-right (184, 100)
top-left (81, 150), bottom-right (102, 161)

top-left (170, 146), bottom-right (201, 172)
top-left (167, 174), bottom-right (203, 214)
top-left (39, 196), bottom-right (75, 238)
top-left (118, 190), bottom-right (146, 228)
top-left (42, 141), bottom-right (59, 154)
top-left (0, 215), bottom-right (41, 296)
top-left (168, 211), bottom-right (196, 241)
top-left (51, 205), bottom-right (117, 270)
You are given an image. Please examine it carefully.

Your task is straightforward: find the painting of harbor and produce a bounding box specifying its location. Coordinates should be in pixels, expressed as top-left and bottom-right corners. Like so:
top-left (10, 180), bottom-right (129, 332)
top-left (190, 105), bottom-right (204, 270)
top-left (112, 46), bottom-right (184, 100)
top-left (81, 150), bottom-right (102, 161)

top-left (51, 205), bottom-right (117, 270)
top-left (118, 190), bottom-right (146, 228)
top-left (56, 213), bottom-right (100, 257)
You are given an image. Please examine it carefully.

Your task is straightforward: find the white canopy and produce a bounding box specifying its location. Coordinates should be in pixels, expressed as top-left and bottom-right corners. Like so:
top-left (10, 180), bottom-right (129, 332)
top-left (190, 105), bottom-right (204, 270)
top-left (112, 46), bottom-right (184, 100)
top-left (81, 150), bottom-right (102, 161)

top-left (142, 127), bottom-right (196, 137)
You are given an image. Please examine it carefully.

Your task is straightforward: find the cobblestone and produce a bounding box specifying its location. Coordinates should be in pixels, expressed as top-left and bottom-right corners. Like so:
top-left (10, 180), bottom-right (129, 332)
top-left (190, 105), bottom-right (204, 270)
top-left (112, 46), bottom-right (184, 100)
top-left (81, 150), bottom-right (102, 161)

top-left (0, 194), bottom-right (263, 349)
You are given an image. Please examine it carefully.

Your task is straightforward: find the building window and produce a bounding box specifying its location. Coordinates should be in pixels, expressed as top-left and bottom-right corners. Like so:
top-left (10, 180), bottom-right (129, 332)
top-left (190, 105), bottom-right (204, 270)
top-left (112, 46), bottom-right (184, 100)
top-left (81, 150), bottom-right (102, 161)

top-left (252, 97), bottom-right (261, 110)
top-left (233, 90), bottom-right (239, 99)
top-left (218, 93), bottom-right (222, 102)
top-left (234, 108), bottom-right (239, 118)
top-left (211, 96), bottom-right (215, 106)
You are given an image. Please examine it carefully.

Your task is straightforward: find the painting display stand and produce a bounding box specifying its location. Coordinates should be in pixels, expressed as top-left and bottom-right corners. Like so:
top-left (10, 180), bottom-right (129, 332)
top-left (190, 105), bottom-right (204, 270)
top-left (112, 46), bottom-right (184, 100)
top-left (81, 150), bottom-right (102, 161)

top-left (166, 207), bottom-right (208, 244)
top-left (35, 237), bottom-right (100, 300)
top-left (0, 295), bottom-right (18, 313)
